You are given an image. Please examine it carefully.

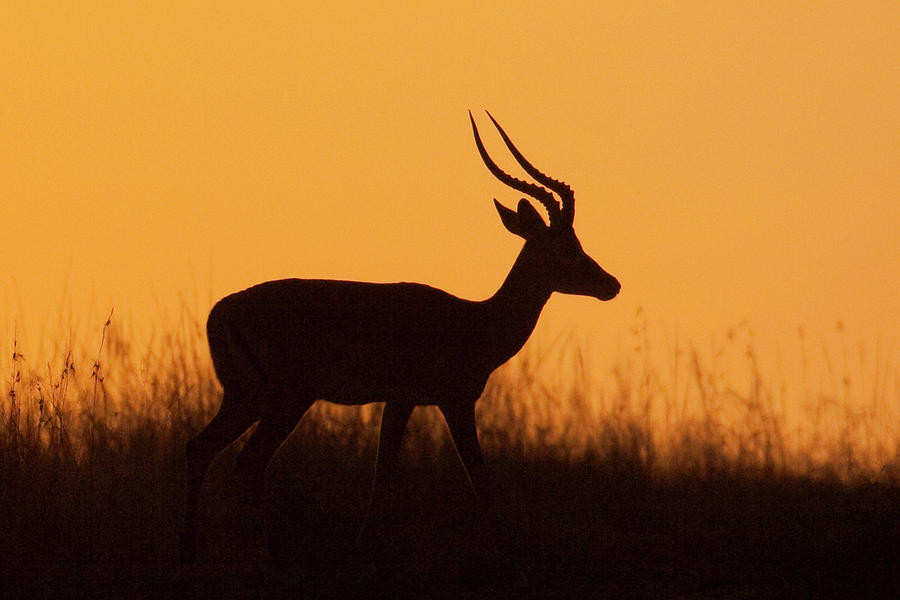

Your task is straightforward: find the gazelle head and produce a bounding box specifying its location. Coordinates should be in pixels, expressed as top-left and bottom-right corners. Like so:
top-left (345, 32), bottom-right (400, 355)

top-left (470, 111), bottom-right (621, 302)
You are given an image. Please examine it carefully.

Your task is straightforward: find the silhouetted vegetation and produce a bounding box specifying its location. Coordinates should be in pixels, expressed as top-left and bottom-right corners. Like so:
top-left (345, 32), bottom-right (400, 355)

top-left (2, 312), bottom-right (899, 598)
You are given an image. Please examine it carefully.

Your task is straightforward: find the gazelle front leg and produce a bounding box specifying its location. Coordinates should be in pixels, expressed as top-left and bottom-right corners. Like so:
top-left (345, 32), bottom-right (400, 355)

top-left (440, 400), bottom-right (528, 588)
top-left (357, 400), bottom-right (414, 560)
top-left (439, 401), bottom-right (497, 525)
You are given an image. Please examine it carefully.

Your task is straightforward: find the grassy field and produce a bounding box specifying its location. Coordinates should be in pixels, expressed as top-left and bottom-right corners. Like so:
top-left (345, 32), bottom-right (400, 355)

top-left (2, 311), bottom-right (899, 598)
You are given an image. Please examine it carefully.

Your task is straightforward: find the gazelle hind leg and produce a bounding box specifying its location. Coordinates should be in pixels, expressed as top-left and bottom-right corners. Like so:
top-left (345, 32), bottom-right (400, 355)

top-left (181, 388), bottom-right (260, 566)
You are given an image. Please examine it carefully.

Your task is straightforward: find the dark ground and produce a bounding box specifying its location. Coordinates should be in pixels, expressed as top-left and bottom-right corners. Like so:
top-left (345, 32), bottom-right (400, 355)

top-left (3, 422), bottom-right (900, 600)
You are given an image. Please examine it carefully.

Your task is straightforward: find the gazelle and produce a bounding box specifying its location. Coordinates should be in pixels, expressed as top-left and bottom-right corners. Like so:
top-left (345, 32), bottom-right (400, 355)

top-left (180, 111), bottom-right (620, 571)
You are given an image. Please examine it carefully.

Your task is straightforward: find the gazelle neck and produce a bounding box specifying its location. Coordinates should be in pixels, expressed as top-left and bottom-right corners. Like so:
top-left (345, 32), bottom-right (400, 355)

top-left (480, 242), bottom-right (553, 367)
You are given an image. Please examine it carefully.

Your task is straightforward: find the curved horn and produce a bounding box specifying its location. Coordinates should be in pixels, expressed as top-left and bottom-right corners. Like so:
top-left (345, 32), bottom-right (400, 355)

top-left (485, 110), bottom-right (575, 227)
top-left (469, 110), bottom-right (562, 228)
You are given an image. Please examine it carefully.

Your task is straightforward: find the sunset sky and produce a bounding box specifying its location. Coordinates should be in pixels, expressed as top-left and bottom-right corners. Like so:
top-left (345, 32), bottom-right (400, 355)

top-left (3, 2), bottom-right (898, 372)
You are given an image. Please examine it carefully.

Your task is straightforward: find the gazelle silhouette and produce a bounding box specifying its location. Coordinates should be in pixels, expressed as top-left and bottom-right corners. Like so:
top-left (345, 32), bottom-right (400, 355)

top-left (179, 111), bottom-right (620, 573)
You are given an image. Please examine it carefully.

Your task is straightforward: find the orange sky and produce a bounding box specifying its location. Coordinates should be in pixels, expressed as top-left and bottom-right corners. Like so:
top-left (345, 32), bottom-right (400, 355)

top-left (2, 2), bottom-right (898, 371)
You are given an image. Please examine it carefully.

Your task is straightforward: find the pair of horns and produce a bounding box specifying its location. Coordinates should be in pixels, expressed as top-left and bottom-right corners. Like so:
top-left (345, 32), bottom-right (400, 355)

top-left (469, 110), bottom-right (574, 229)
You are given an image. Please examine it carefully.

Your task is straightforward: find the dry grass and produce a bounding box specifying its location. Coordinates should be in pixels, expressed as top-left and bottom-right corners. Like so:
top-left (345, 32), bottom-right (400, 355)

top-left (2, 307), bottom-right (899, 598)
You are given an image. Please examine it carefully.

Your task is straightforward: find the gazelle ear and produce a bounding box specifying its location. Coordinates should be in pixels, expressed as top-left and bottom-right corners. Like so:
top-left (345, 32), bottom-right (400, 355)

top-left (494, 198), bottom-right (548, 239)
top-left (494, 199), bottom-right (520, 234)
